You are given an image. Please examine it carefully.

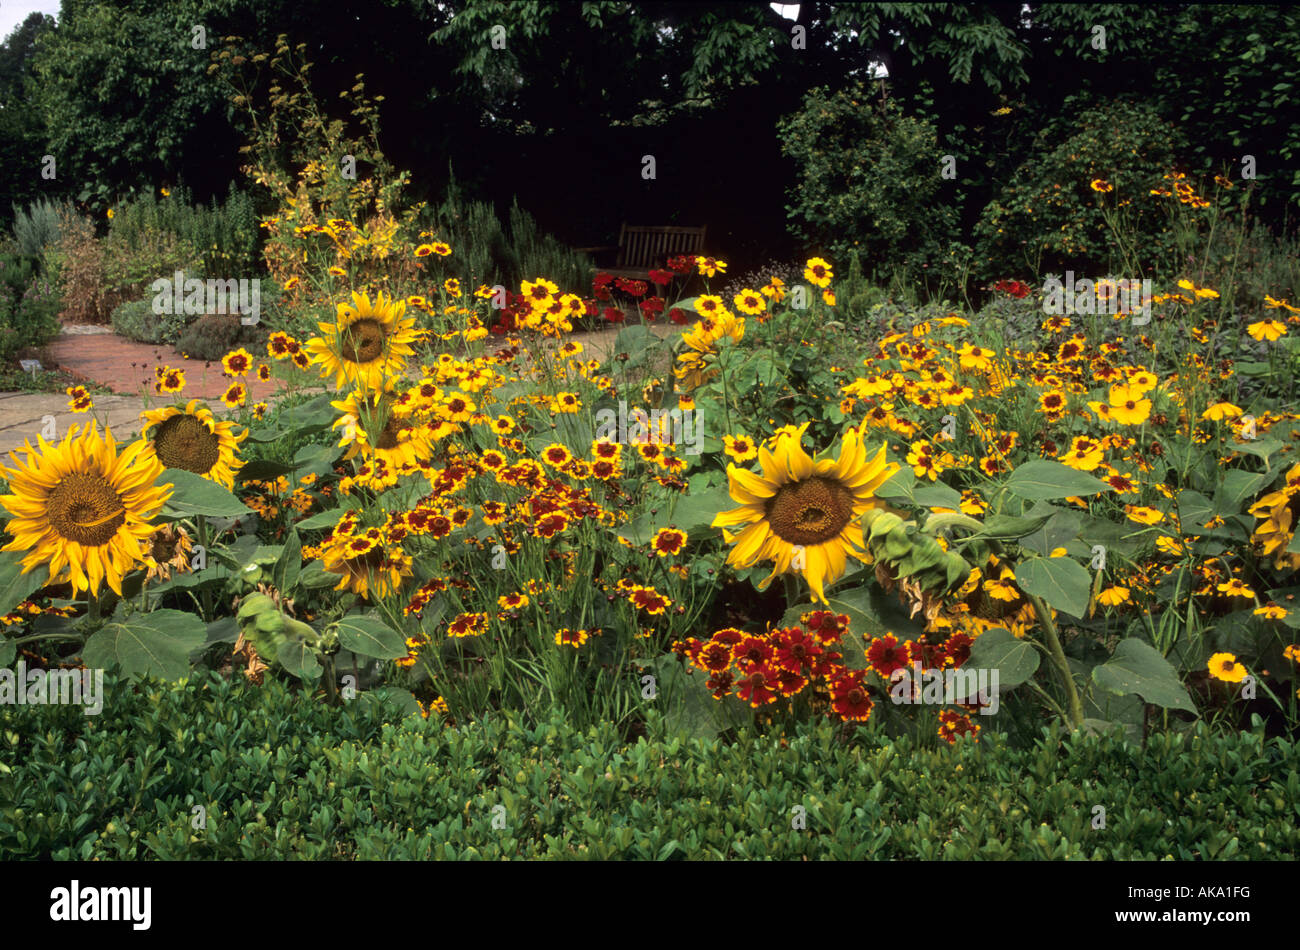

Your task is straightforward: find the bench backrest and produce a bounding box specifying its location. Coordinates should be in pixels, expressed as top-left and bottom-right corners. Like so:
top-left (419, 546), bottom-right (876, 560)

top-left (616, 225), bottom-right (707, 270)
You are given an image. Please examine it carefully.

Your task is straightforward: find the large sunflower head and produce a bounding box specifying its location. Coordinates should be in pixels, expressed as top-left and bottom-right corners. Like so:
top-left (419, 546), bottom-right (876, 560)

top-left (0, 422), bottom-right (172, 597)
top-left (140, 399), bottom-right (246, 489)
top-left (712, 422), bottom-right (899, 603)
top-left (304, 291), bottom-right (417, 391)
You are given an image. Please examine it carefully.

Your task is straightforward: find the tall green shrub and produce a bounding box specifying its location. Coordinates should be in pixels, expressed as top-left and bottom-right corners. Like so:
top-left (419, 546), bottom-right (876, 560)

top-left (972, 97), bottom-right (1186, 281)
top-left (778, 83), bottom-right (959, 287)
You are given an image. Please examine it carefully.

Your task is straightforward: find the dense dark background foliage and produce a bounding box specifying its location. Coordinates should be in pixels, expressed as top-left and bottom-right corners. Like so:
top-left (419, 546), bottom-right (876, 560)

top-left (2, 1), bottom-right (1297, 278)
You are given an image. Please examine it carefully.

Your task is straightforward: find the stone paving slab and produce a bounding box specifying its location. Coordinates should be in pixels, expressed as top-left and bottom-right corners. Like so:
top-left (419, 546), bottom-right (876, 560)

top-left (0, 392), bottom-right (148, 459)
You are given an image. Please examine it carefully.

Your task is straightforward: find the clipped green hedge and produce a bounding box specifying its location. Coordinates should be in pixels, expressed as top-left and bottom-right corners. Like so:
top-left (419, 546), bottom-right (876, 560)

top-left (2, 673), bottom-right (1297, 860)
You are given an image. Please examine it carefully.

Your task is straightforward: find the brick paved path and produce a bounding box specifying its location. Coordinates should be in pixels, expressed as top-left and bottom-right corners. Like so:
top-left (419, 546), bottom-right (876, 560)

top-left (1, 323), bottom-right (673, 458)
top-left (50, 326), bottom-right (286, 400)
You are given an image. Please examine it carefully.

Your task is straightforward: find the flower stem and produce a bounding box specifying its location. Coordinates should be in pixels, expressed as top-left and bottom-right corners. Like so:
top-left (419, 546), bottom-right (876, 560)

top-left (1027, 592), bottom-right (1084, 729)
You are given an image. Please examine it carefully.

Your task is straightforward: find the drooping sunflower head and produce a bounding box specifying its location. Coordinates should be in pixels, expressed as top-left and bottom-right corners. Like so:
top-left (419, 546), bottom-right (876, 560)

top-left (712, 422), bottom-right (900, 603)
top-left (320, 531), bottom-right (412, 599)
top-left (304, 291), bottom-right (417, 391)
top-left (0, 422), bottom-right (172, 597)
top-left (331, 388), bottom-right (431, 470)
top-left (140, 399), bottom-right (246, 489)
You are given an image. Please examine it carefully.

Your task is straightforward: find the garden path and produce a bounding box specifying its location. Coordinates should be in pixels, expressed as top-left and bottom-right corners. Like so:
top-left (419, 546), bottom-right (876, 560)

top-left (0, 322), bottom-right (674, 457)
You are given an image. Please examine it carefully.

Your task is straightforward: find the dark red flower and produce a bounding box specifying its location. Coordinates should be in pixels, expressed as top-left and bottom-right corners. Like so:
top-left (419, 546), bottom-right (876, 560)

top-left (867, 634), bottom-right (911, 679)
top-left (830, 672), bottom-right (873, 722)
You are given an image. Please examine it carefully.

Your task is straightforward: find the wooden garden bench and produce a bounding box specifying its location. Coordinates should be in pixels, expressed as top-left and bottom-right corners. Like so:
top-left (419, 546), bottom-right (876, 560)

top-left (576, 224), bottom-right (707, 279)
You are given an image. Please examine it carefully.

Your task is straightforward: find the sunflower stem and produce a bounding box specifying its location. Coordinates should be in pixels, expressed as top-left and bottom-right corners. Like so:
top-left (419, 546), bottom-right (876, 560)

top-left (782, 572), bottom-right (801, 609)
top-left (195, 514), bottom-right (213, 622)
top-left (1027, 591), bottom-right (1085, 729)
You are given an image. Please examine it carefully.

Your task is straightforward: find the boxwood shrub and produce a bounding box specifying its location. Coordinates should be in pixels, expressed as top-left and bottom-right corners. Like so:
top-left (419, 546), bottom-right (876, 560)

top-left (1, 673), bottom-right (1296, 860)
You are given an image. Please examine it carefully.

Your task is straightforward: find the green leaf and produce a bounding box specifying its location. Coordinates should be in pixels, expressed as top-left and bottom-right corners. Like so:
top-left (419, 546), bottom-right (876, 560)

top-left (1005, 461), bottom-right (1109, 500)
top-left (1232, 437), bottom-right (1283, 468)
top-left (1015, 556), bottom-right (1092, 618)
top-left (271, 529), bottom-right (302, 594)
top-left (298, 560), bottom-right (339, 588)
top-left (160, 469), bottom-right (253, 518)
top-left (203, 616), bottom-right (240, 647)
top-left (966, 627), bottom-right (1040, 688)
top-left (965, 513), bottom-right (1052, 540)
top-left (1092, 638), bottom-right (1196, 713)
top-left (912, 481), bottom-right (963, 510)
top-left (355, 686), bottom-right (422, 719)
top-left (667, 485), bottom-right (733, 535)
top-left (619, 485), bottom-right (731, 544)
top-left (648, 653), bottom-right (750, 740)
top-left (877, 468), bottom-right (917, 501)
top-left (825, 585), bottom-right (927, 658)
top-left (82, 609), bottom-right (206, 680)
top-left (1017, 508), bottom-right (1084, 556)
top-left (1217, 469), bottom-right (1269, 511)
top-left (275, 393), bottom-right (337, 431)
top-left (276, 617), bottom-right (323, 681)
top-left (0, 638), bottom-right (15, 668)
top-left (296, 506), bottom-right (348, 531)
top-left (0, 549), bottom-right (47, 617)
top-left (334, 613), bottom-right (408, 660)
top-left (292, 442), bottom-right (339, 479)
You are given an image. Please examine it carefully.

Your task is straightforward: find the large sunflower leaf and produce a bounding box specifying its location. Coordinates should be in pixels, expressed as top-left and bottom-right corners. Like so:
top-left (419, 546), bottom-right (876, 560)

top-left (1014, 555), bottom-right (1092, 618)
top-left (82, 609), bottom-right (205, 680)
top-left (1005, 461), bottom-right (1110, 501)
top-left (1092, 638), bottom-right (1196, 713)
top-left (274, 393), bottom-right (337, 431)
top-left (966, 627), bottom-right (1040, 689)
top-left (295, 506), bottom-right (349, 531)
top-left (160, 469), bottom-right (254, 519)
top-left (334, 613), bottom-right (408, 660)
top-left (646, 653), bottom-right (751, 740)
top-left (0, 549), bottom-right (48, 617)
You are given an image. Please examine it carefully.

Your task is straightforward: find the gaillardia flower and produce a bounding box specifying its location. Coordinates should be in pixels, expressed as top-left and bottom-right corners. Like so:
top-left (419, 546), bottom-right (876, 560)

top-left (305, 291), bottom-right (417, 390)
top-left (712, 422), bottom-right (899, 603)
top-left (140, 399), bottom-right (246, 489)
top-left (0, 422), bottom-right (172, 597)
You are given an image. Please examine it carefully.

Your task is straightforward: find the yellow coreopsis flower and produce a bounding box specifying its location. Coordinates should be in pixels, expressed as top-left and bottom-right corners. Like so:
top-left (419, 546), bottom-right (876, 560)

top-left (1207, 652), bottom-right (1246, 683)
top-left (1248, 319), bottom-right (1287, 342)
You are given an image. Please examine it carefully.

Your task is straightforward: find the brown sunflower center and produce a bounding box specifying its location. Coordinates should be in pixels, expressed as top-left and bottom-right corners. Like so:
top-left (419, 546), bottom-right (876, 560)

top-left (346, 546), bottom-right (387, 572)
top-left (375, 415), bottom-right (404, 451)
top-left (340, 318), bottom-right (386, 363)
top-left (153, 414), bottom-right (221, 475)
top-left (151, 530), bottom-right (178, 562)
top-left (765, 476), bottom-right (854, 546)
top-left (46, 473), bottom-right (126, 546)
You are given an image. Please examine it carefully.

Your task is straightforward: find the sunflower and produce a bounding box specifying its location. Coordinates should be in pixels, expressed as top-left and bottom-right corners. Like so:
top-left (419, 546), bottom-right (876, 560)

top-left (1248, 468), bottom-right (1300, 571)
top-left (712, 422), bottom-right (899, 603)
top-left (144, 522), bottom-right (194, 583)
top-left (320, 533), bottom-right (413, 599)
top-left (674, 311), bottom-right (745, 391)
top-left (304, 291), bottom-right (417, 391)
top-left (140, 399), bottom-right (246, 489)
top-left (0, 422), bottom-right (171, 597)
top-left (331, 388), bottom-right (432, 470)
